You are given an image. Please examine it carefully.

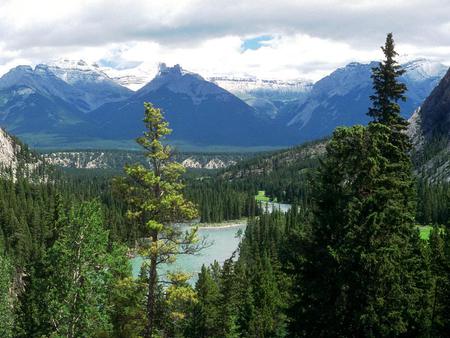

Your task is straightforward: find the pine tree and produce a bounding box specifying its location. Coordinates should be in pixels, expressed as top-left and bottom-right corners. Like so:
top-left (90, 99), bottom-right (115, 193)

top-left (113, 102), bottom-right (201, 338)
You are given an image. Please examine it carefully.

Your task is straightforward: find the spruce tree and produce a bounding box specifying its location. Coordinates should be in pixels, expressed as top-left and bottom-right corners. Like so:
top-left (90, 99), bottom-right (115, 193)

top-left (368, 32), bottom-right (407, 129)
top-left (293, 33), bottom-right (429, 337)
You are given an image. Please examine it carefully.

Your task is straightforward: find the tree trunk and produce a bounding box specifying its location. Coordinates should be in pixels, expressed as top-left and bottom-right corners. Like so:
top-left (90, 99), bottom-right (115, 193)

top-left (144, 231), bottom-right (158, 338)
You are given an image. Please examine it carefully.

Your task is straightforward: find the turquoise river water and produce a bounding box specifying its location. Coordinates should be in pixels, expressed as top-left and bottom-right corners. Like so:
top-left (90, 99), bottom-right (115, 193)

top-left (131, 202), bottom-right (291, 281)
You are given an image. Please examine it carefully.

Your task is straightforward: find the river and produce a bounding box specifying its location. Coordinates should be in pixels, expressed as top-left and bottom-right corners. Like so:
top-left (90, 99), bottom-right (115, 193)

top-left (131, 202), bottom-right (291, 281)
top-left (131, 223), bottom-right (246, 280)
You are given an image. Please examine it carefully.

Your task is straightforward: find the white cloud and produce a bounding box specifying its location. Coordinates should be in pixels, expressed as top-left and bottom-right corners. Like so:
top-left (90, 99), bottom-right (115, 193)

top-left (0, 0), bottom-right (448, 80)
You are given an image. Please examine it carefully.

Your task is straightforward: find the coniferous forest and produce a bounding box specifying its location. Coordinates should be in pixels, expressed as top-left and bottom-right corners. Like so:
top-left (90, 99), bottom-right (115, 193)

top-left (0, 33), bottom-right (450, 338)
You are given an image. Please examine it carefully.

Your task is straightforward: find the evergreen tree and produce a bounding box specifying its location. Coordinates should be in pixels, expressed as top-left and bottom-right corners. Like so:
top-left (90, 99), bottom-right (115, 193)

top-left (429, 227), bottom-right (450, 335)
top-left (0, 254), bottom-right (14, 338)
top-left (113, 102), bottom-right (201, 338)
top-left (186, 265), bottom-right (221, 338)
top-left (291, 33), bottom-right (429, 337)
top-left (44, 200), bottom-right (128, 337)
top-left (368, 32), bottom-right (407, 128)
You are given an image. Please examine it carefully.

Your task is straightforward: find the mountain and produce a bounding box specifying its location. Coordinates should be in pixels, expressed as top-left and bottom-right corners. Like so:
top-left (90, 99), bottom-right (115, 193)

top-left (408, 66), bottom-right (450, 182)
top-left (0, 58), bottom-right (446, 150)
top-left (418, 66), bottom-right (450, 140)
top-left (101, 63), bottom-right (155, 91)
top-left (209, 76), bottom-right (313, 119)
top-left (0, 65), bottom-right (89, 137)
top-left (0, 60), bottom-right (133, 147)
top-left (91, 64), bottom-right (300, 147)
top-left (46, 59), bottom-right (133, 110)
top-left (285, 59), bottom-right (448, 142)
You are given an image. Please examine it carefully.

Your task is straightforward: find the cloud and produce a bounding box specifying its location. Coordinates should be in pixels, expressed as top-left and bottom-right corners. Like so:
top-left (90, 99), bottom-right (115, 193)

top-left (0, 0), bottom-right (448, 80)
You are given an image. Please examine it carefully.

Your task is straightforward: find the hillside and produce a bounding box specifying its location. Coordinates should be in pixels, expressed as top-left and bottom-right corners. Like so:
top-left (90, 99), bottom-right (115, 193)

top-left (0, 127), bottom-right (45, 179)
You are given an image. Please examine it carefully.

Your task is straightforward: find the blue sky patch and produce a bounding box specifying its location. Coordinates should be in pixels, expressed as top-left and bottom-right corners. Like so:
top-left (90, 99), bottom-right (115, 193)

top-left (241, 35), bottom-right (273, 52)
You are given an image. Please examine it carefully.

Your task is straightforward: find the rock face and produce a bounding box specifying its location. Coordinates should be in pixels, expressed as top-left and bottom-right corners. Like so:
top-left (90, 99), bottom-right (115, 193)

top-left (408, 66), bottom-right (450, 182)
top-left (420, 67), bottom-right (450, 140)
top-left (0, 127), bottom-right (42, 179)
top-left (407, 108), bottom-right (424, 149)
top-left (0, 128), bottom-right (20, 169)
top-left (43, 150), bottom-right (241, 170)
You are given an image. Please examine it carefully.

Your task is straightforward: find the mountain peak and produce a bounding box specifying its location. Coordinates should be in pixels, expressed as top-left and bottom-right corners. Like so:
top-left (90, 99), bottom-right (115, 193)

top-left (48, 58), bottom-right (93, 70)
top-left (402, 58), bottom-right (448, 81)
top-left (137, 63), bottom-right (223, 103)
top-left (156, 63), bottom-right (199, 78)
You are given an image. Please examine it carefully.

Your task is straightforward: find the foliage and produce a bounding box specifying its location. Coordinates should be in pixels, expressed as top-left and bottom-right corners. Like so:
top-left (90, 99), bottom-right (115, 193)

top-left (0, 254), bottom-right (15, 338)
top-left (44, 200), bottom-right (129, 337)
top-left (113, 102), bottom-right (202, 337)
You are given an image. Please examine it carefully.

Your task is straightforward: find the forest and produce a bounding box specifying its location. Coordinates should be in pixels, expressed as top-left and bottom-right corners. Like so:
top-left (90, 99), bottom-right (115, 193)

top-left (0, 33), bottom-right (449, 338)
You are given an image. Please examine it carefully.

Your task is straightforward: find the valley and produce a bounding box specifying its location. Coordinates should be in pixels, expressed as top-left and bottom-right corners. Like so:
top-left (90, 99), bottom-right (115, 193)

top-left (0, 17), bottom-right (449, 337)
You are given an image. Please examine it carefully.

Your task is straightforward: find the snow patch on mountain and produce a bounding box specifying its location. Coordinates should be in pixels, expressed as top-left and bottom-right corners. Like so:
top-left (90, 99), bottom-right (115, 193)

top-left (403, 58), bottom-right (449, 82)
top-left (46, 59), bottom-right (112, 84)
top-left (209, 76), bottom-right (313, 96)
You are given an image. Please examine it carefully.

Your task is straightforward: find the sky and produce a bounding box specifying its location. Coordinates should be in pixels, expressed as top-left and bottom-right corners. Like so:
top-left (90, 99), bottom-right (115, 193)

top-left (0, 0), bottom-right (449, 81)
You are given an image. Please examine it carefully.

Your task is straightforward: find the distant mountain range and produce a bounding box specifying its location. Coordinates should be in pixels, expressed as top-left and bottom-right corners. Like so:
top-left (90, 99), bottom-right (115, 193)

top-left (0, 58), bottom-right (447, 149)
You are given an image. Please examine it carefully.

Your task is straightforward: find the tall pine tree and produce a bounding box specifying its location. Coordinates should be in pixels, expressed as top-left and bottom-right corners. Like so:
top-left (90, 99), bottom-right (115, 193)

top-left (114, 102), bottom-right (202, 338)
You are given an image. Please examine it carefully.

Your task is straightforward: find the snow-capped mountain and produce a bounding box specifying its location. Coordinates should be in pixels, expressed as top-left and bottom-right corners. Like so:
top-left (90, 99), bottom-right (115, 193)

top-left (0, 60), bottom-right (133, 147)
top-left (91, 63), bottom-right (300, 147)
top-left (136, 64), bottom-right (232, 105)
top-left (45, 59), bottom-right (133, 110)
top-left (0, 57), bottom-right (446, 149)
top-left (47, 59), bottom-right (109, 84)
top-left (208, 76), bottom-right (313, 120)
top-left (0, 64), bottom-right (90, 138)
top-left (209, 76), bottom-right (313, 98)
top-left (283, 58), bottom-right (448, 142)
top-left (402, 58), bottom-right (449, 82)
top-left (100, 63), bottom-right (155, 91)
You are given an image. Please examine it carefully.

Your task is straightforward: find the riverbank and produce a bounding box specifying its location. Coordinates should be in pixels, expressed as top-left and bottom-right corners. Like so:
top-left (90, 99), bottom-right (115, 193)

top-left (196, 219), bottom-right (247, 229)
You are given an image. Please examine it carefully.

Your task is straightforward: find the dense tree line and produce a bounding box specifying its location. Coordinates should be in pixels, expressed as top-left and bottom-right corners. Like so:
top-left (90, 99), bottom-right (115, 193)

top-left (185, 179), bottom-right (260, 223)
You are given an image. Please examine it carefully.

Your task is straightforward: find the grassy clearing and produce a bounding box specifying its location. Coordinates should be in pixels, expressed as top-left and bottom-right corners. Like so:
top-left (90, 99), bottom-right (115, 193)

top-left (255, 190), bottom-right (278, 202)
top-left (418, 225), bottom-right (434, 240)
